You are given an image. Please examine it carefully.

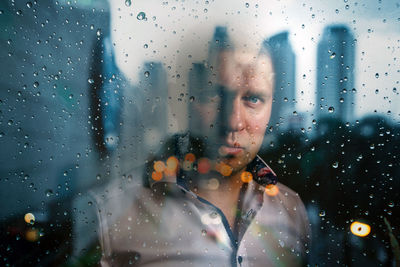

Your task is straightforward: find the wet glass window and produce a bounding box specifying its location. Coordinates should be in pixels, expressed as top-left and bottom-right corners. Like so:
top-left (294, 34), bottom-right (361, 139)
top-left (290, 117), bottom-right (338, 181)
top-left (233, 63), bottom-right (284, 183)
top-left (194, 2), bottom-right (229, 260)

top-left (0, 0), bottom-right (399, 266)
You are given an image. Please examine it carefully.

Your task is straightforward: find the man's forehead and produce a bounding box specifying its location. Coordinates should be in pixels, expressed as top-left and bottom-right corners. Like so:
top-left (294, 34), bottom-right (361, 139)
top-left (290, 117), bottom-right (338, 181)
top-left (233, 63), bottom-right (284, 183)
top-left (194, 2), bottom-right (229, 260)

top-left (215, 50), bottom-right (274, 92)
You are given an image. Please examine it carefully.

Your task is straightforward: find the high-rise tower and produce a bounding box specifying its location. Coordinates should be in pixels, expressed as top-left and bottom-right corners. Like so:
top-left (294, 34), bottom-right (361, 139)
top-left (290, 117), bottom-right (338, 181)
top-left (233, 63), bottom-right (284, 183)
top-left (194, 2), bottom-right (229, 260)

top-left (316, 25), bottom-right (355, 122)
top-left (263, 31), bottom-right (296, 130)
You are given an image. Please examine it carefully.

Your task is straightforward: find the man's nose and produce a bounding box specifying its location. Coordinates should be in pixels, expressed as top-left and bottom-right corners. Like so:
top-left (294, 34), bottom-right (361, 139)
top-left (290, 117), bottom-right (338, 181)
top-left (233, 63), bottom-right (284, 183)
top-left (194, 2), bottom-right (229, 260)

top-left (221, 96), bottom-right (245, 133)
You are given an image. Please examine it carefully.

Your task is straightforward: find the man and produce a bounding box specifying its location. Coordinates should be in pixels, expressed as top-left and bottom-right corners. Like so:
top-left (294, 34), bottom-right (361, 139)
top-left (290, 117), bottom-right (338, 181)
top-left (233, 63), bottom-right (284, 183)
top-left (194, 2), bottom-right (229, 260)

top-left (93, 27), bottom-right (310, 266)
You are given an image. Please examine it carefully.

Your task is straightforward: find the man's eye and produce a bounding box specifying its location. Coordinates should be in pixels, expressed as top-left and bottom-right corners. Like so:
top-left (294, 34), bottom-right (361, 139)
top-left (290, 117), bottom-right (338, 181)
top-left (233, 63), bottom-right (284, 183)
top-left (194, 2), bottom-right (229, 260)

top-left (244, 96), bottom-right (260, 104)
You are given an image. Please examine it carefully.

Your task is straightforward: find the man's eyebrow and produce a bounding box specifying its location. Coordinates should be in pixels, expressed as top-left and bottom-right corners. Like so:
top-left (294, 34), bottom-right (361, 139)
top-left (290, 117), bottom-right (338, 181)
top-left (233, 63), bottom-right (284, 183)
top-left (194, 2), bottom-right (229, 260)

top-left (244, 89), bottom-right (272, 99)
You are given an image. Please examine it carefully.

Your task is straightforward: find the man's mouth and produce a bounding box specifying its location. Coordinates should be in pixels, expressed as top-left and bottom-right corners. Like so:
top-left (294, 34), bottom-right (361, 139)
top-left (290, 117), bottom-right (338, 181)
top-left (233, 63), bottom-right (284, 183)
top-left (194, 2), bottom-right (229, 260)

top-left (218, 142), bottom-right (244, 156)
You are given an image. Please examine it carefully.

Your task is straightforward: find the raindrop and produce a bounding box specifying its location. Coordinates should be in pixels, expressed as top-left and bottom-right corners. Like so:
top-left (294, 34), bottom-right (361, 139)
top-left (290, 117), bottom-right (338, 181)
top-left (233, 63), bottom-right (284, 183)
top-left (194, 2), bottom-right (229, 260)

top-left (369, 143), bottom-right (375, 150)
top-left (137, 11), bottom-right (146, 20)
top-left (125, 0), bottom-right (131, 7)
top-left (203, 8), bottom-right (208, 13)
top-left (45, 189), bottom-right (53, 197)
top-left (245, 2), bottom-right (249, 8)
top-left (88, 78), bottom-right (94, 84)
top-left (375, 73), bottom-right (379, 78)
top-left (319, 210), bottom-right (326, 217)
top-left (330, 53), bottom-right (336, 59)
top-left (388, 202), bottom-right (394, 208)
top-left (96, 28), bottom-right (101, 37)
top-left (33, 82), bottom-right (39, 88)
top-left (332, 162), bottom-right (339, 168)
top-left (189, 96), bottom-right (195, 102)
top-left (26, 2), bottom-right (32, 8)
top-left (144, 71), bottom-right (150, 77)
top-left (328, 106), bottom-right (334, 113)
top-left (143, 44), bottom-right (148, 49)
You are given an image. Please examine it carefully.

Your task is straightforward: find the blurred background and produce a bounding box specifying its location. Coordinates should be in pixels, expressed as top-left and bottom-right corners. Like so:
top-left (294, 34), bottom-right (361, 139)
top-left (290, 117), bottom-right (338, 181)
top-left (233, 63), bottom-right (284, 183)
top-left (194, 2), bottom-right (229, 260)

top-left (0, 0), bottom-right (399, 266)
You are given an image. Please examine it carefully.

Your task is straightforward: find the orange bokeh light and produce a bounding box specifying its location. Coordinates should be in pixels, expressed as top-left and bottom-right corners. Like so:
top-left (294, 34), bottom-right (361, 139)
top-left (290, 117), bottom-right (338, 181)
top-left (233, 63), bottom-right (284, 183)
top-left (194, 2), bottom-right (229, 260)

top-left (151, 171), bottom-right (163, 181)
top-left (154, 161), bottom-right (166, 172)
top-left (184, 153), bottom-right (196, 162)
top-left (217, 163), bottom-right (233, 177)
top-left (265, 184), bottom-right (279, 196)
top-left (241, 171), bottom-right (253, 183)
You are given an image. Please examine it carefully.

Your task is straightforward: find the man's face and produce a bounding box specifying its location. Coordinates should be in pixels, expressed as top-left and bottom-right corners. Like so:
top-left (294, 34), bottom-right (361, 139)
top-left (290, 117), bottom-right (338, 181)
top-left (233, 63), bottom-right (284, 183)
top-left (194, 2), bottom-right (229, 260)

top-left (191, 50), bottom-right (274, 174)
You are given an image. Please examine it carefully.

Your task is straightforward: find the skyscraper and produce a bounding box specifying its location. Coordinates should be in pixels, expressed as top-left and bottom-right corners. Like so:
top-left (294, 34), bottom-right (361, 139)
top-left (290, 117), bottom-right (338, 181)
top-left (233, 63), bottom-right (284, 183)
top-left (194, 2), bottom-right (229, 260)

top-left (316, 25), bottom-right (355, 122)
top-left (263, 31), bottom-right (296, 131)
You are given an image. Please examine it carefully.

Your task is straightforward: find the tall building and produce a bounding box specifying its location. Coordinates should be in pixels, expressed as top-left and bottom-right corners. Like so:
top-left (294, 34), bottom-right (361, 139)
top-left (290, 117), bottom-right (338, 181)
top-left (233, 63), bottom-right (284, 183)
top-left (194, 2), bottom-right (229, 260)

top-left (263, 31), bottom-right (296, 131)
top-left (316, 25), bottom-right (356, 122)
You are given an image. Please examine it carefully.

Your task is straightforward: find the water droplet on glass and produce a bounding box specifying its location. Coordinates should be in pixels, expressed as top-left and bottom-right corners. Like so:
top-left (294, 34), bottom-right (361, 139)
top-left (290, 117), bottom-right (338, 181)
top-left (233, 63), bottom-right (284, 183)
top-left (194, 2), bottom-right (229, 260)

top-left (96, 28), bottom-right (101, 36)
top-left (45, 189), bottom-right (53, 197)
top-left (189, 96), bottom-right (195, 102)
top-left (375, 73), bottom-right (379, 78)
top-left (88, 78), bottom-right (94, 84)
top-left (33, 82), bottom-right (39, 88)
top-left (143, 44), bottom-right (148, 49)
top-left (319, 210), bottom-right (326, 217)
top-left (137, 11), bottom-right (146, 20)
top-left (245, 2), bottom-right (249, 8)
top-left (125, 0), bottom-right (131, 7)
top-left (328, 106), bottom-right (334, 113)
top-left (332, 162), bottom-right (339, 168)
top-left (330, 53), bottom-right (336, 59)
top-left (26, 2), bottom-right (32, 8)
top-left (388, 202), bottom-right (394, 208)
top-left (144, 71), bottom-right (150, 77)
top-left (369, 143), bottom-right (375, 150)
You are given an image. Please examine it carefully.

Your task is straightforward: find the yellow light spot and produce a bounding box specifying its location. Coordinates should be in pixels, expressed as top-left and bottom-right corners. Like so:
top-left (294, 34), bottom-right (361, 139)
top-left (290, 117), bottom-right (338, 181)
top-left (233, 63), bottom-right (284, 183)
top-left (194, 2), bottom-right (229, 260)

top-left (25, 229), bottom-right (39, 242)
top-left (151, 171), bottom-right (163, 181)
top-left (166, 156), bottom-right (179, 172)
top-left (154, 161), bottom-right (166, 172)
top-left (217, 163), bottom-right (233, 176)
top-left (265, 184), bottom-right (279, 196)
top-left (184, 153), bottom-right (196, 162)
top-left (241, 171), bottom-right (253, 183)
top-left (24, 213), bottom-right (35, 224)
top-left (350, 221), bottom-right (371, 237)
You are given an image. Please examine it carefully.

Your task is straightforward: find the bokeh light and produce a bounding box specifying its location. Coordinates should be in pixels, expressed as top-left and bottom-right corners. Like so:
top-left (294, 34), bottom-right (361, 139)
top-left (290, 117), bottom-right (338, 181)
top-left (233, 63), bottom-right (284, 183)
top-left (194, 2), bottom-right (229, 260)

top-left (241, 171), bottom-right (253, 183)
top-left (350, 221), bottom-right (371, 237)
top-left (166, 156), bottom-right (179, 172)
top-left (184, 153), bottom-right (196, 162)
top-left (151, 171), bottom-right (163, 181)
top-left (265, 184), bottom-right (279, 196)
top-left (24, 213), bottom-right (35, 224)
top-left (216, 163), bottom-right (233, 177)
top-left (198, 158), bottom-right (211, 174)
top-left (154, 161), bottom-right (166, 172)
